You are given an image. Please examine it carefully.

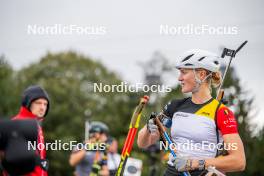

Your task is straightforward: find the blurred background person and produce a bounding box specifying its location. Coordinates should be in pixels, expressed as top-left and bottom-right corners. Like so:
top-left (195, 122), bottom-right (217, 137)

top-left (69, 121), bottom-right (110, 176)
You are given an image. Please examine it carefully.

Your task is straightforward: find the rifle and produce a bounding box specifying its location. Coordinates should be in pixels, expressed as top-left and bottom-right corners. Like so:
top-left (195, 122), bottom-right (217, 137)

top-left (154, 113), bottom-right (191, 176)
top-left (217, 40), bottom-right (248, 101)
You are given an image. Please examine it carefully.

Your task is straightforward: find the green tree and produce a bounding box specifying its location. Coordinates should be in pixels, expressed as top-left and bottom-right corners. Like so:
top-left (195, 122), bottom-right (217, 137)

top-left (0, 55), bottom-right (18, 118)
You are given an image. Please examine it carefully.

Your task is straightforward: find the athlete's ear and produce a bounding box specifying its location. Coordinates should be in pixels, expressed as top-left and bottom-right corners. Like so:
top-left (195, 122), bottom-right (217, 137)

top-left (197, 69), bottom-right (207, 80)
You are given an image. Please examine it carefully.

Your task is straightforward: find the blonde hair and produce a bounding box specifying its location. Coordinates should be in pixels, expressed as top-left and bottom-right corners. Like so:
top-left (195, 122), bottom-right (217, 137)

top-left (211, 71), bottom-right (222, 88)
top-left (197, 69), bottom-right (222, 88)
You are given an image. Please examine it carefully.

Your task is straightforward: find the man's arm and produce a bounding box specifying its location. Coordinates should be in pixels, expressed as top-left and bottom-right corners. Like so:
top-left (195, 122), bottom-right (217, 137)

top-left (69, 149), bottom-right (86, 167)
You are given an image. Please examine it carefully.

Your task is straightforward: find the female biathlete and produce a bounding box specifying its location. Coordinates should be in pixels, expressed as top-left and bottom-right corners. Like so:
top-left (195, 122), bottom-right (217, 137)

top-left (137, 49), bottom-right (246, 176)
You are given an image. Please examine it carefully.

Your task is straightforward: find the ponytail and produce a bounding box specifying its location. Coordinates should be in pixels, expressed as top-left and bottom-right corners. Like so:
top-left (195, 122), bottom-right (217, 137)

top-left (211, 71), bottom-right (222, 88)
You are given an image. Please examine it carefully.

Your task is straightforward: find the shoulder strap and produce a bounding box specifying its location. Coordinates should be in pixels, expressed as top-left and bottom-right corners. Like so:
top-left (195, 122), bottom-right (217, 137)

top-left (214, 101), bottom-right (222, 157)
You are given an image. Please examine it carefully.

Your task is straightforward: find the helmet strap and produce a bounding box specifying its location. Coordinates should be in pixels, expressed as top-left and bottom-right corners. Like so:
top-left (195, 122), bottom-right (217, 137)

top-left (192, 69), bottom-right (212, 93)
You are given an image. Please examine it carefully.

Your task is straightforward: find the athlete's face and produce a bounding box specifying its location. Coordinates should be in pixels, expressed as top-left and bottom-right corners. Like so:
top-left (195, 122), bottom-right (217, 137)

top-left (30, 98), bottom-right (48, 117)
top-left (178, 69), bottom-right (196, 93)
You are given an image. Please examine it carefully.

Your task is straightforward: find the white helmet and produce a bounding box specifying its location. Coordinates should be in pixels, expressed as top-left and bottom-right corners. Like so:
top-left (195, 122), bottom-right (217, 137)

top-left (176, 49), bottom-right (221, 72)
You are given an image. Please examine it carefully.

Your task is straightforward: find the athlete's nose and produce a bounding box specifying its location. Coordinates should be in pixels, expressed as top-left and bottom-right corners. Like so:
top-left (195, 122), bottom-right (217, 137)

top-left (178, 73), bottom-right (184, 82)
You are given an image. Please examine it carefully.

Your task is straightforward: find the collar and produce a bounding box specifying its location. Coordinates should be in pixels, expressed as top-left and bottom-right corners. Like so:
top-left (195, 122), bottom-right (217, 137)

top-left (13, 106), bottom-right (38, 120)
